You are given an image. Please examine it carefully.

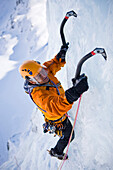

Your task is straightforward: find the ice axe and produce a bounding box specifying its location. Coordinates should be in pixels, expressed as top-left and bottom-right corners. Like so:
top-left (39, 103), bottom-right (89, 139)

top-left (60, 10), bottom-right (77, 46)
top-left (60, 11), bottom-right (107, 85)
top-left (72, 47), bottom-right (107, 85)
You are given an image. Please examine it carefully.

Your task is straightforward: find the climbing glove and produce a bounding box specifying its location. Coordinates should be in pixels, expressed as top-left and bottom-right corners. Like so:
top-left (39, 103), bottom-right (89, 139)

top-left (65, 74), bottom-right (89, 104)
top-left (56, 43), bottom-right (69, 62)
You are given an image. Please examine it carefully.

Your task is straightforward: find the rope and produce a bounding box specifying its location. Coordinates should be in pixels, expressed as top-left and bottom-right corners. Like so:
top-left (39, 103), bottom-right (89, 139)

top-left (58, 95), bottom-right (82, 170)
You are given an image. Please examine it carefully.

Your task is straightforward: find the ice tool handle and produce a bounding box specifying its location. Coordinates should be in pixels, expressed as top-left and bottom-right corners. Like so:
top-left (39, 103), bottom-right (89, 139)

top-left (72, 48), bottom-right (107, 85)
top-left (60, 10), bottom-right (77, 46)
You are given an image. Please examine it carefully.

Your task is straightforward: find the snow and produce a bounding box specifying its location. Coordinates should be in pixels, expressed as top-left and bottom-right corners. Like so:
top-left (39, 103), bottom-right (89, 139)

top-left (0, 34), bottom-right (18, 79)
top-left (0, 0), bottom-right (113, 169)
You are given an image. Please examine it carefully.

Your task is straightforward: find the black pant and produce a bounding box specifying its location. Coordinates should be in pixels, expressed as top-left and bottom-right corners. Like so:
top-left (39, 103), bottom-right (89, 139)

top-left (53, 118), bottom-right (75, 154)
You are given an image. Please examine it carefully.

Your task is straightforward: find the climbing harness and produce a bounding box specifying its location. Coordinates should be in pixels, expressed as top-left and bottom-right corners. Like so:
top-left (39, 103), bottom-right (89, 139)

top-left (43, 114), bottom-right (67, 137)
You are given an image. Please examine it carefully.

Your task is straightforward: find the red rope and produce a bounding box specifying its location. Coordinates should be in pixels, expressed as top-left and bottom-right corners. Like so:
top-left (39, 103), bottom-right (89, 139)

top-left (58, 95), bottom-right (82, 170)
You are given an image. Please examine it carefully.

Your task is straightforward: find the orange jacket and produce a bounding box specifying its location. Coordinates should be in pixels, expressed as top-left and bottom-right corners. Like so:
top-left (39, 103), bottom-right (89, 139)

top-left (31, 56), bottom-right (73, 121)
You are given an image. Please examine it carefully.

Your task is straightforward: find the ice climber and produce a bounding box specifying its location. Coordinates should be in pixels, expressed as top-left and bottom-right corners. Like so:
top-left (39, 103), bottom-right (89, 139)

top-left (19, 44), bottom-right (89, 159)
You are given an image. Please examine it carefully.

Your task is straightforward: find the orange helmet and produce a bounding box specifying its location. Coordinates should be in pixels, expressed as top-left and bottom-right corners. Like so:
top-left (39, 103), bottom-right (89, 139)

top-left (19, 60), bottom-right (42, 79)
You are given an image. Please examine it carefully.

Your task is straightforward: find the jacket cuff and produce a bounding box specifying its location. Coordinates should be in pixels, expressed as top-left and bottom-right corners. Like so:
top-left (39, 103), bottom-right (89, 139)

top-left (54, 55), bottom-right (66, 65)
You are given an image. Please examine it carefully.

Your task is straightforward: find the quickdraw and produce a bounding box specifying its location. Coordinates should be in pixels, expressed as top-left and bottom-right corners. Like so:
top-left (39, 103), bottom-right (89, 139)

top-left (43, 122), bottom-right (64, 137)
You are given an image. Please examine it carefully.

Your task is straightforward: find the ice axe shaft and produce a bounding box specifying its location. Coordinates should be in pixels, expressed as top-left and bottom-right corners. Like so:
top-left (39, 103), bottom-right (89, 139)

top-left (60, 10), bottom-right (77, 46)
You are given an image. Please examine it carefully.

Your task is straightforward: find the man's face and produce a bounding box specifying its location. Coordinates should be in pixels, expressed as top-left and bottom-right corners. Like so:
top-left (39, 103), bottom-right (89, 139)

top-left (34, 68), bottom-right (49, 84)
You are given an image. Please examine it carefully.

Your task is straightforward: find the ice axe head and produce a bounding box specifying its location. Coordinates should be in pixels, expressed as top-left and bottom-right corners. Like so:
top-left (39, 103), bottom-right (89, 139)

top-left (66, 10), bottom-right (77, 18)
top-left (93, 48), bottom-right (107, 60)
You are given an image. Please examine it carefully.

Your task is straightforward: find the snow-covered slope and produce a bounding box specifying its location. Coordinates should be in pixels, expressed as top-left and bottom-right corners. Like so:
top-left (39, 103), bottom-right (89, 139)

top-left (1, 0), bottom-right (113, 169)
top-left (0, 0), bottom-right (48, 165)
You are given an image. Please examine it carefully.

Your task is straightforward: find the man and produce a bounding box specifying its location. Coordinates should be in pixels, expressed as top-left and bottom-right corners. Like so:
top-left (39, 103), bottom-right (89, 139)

top-left (19, 45), bottom-right (89, 159)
